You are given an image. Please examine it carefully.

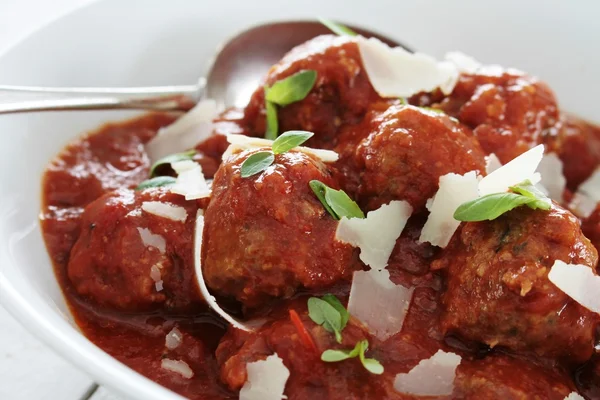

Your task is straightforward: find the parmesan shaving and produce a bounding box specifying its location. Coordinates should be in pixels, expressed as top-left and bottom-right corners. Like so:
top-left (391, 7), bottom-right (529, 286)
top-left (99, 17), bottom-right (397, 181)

top-left (146, 99), bottom-right (218, 162)
top-left (484, 153), bottom-right (502, 175)
top-left (165, 327), bottom-right (183, 350)
top-left (419, 171), bottom-right (480, 248)
top-left (548, 260), bottom-right (600, 314)
top-left (335, 200), bottom-right (412, 270)
top-left (537, 153), bottom-right (566, 202)
top-left (394, 350), bottom-right (462, 396)
top-left (445, 51), bottom-right (482, 74)
top-left (161, 359), bottom-right (194, 379)
top-left (137, 227), bottom-right (166, 253)
top-left (357, 36), bottom-right (459, 97)
top-left (170, 160), bottom-right (211, 200)
top-left (570, 168), bottom-right (600, 218)
top-left (223, 134), bottom-right (338, 163)
top-left (239, 354), bottom-right (290, 400)
top-left (348, 269), bottom-right (414, 340)
top-left (141, 201), bottom-right (187, 222)
top-left (478, 145), bottom-right (544, 196)
top-left (565, 392), bottom-right (585, 400)
top-left (193, 210), bottom-right (257, 332)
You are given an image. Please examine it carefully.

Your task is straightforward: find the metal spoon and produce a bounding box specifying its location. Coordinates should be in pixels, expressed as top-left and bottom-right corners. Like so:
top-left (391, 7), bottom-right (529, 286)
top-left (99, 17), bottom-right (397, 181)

top-left (0, 21), bottom-right (407, 114)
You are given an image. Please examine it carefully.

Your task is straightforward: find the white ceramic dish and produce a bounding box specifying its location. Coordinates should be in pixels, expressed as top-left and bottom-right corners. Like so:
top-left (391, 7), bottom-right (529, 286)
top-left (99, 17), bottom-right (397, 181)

top-left (0, 1), bottom-right (598, 399)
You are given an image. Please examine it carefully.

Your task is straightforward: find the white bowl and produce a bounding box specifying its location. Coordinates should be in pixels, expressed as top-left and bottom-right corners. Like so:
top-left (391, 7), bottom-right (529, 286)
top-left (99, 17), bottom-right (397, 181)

top-left (0, 1), bottom-right (598, 399)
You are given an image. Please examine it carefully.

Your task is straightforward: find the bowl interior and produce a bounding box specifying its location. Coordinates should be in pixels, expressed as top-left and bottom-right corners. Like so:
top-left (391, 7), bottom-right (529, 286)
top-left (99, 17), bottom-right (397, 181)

top-left (0, 0), bottom-right (598, 399)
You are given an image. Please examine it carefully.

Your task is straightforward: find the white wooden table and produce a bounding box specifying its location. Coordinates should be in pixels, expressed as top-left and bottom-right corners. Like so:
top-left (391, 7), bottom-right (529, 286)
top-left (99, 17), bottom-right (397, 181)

top-left (0, 1), bottom-right (123, 398)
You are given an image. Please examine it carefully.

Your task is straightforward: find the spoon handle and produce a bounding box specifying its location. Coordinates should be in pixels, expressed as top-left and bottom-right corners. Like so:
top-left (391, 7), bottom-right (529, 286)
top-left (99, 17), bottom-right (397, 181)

top-left (0, 82), bottom-right (204, 114)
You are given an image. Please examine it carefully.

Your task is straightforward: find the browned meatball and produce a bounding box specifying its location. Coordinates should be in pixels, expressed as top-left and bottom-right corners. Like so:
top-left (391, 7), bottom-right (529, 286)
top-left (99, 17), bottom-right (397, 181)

top-left (202, 149), bottom-right (357, 308)
top-left (583, 205), bottom-right (600, 258)
top-left (575, 355), bottom-right (600, 399)
top-left (68, 188), bottom-right (202, 311)
top-left (353, 104), bottom-right (486, 211)
top-left (555, 115), bottom-right (600, 190)
top-left (216, 299), bottom-right (399, 399)
top-left (435, 203), bottom-right (599, 363)
top-left (413, 66), bottom-right (560, 164)
top-left (453, 354), bottom-right (576, 400)
top-left (244, 34), bottom-right (381, 148)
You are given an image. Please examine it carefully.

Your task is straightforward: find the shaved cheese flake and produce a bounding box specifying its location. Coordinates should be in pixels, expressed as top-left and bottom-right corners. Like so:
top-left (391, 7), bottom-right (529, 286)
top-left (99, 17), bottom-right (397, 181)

top-left (537, 153), bottom-right (566, 202)
top-left (348, 269), bottom-right (414, 340)
top-left (146, 99), bottom-right (218, 162)
top-left (141, 201), bottom-right (187, 222)
top-left (165, 327), bottom-right (183, 350)
top-left (170, 160), bottom-right (211, 200)
top-left (394, 350), bottom-right (462, 396)
top-left (239, 354), bottom-right (290, 400)
top-left (565, 392), bottom-right (585, 400)
top-left (137, 227), bottom-right (166, 253)
top-left (193, 210), bottom-right (257, 332)
top-left (161, 359), bottom-right (194, 379)
top-left (579, 167), bottom-right (600, 201)
top-left (223, 134), bottom-right (338, 163)
top-left (420, 171), bottom-right (479, 248)
top-left (357, 36), bottom-right (459, 97)
top-left (478, 145), bottom-right (544, 196)
top-left (335, 200), bottom-right (412, 270)
top-left (484, 153), bottom-right (502, 175)
top-left (445, 51), bottom-right (482, 74)
top-left (569, 192), bottom-right (597, 219)
top-left (548, 260), bottom-right (600, 314)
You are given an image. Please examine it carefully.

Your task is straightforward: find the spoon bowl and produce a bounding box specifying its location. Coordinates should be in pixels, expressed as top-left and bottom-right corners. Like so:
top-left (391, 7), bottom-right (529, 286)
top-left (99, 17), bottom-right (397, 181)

top-left (0, 20), bottom-right (407, 114)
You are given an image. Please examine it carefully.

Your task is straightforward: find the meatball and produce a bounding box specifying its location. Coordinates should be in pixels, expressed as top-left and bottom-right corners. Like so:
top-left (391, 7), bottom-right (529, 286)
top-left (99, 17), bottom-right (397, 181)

top-left (453, 354), bottom-right (576, 400)
top-left (202, 149), bottom-right (357, 308)
top-left (575, 355), bottom-right (600, 399)
top-left (353, 104), bottom-right (486, 211)
top-left (215, 299), bottom-right (399, 399)
top-left (244, 34), bottom-right (381, 148)
top-left (435, 203), bottom-right (599, 363)
top-left (68, 188), bottom-right (202, 311)
top-left (413, 66), bottom-right (560, 164)
top-left (555, 115), bottom-right (600, 189)
top-left (582, 205), bottom-right (600, 257)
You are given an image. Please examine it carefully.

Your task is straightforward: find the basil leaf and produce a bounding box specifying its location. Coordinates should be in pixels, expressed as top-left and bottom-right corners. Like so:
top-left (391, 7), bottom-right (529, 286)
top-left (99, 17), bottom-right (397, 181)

top-left (398, 97), bottom-right (408, 105)
top-left (309, 180), bottom-right (364, 220)
top-left (240, 151), bottom-right (275, 178)
top-left (308, 297), bottom-right (343, 343)
top-left (318, 18), bottom-right (358, 37)
top-left (149, 150), bottom-right (195, 177)
top-left (321, 348), bottom-right (355, 362)
top-left (454, 192), bottom-right (547, 222)
top-left (321, 294), bottom-right (349, 330)
top-left (309, 180), bottom-right (338, 219)
top-left (510, 180), bottom-right (552, 210)
top-left (265, 98), bottom-right (278, 140)
top-left (266, 70), bottom-right (317, 107)
top-left (135, 176), bottom-right (176, 190)
top-left (272, 130), bottom-right (314, 154)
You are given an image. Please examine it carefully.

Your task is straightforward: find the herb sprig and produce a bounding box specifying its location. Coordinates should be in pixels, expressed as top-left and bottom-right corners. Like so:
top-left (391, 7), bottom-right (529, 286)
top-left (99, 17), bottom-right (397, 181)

top-left (309, 180), bottom-right (364, 220)
top-left (318, 18), bottom-right (358, 37)
top-left (136, 176), bottom-right (177, 190)
top-left (322, 340), bottom-right (384, 375)
top-left (149, 150), bottom-right (196, 177)
top-left (240, 131), bottom-right (314, 178)
top-left (307, 295), bottom-right (349, 343)
top-left (454, 180), bottom-right (551, 222)
top-left (263, 70), bottom-right (317, 139)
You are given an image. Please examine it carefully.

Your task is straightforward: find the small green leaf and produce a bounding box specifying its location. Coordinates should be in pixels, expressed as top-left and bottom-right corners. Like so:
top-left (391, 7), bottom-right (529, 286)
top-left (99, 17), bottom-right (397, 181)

top-left (321, 348), bottom-right (355, 362)
top-left (454, 192), bottom-right (548, 222)
top-left (149, 150), bottom-right (195, 177)
top-left (321, 340), bottom-right (384, 375)
top-left (240, 151), bottom-right (275, 178)
top-left (265, 98), bottom-right (278, 140)
top-left (321, 294), bottom-right (349, 330)
top-left (272, 130), bottom-right (314, 154)
top-left (398, 97), bottom-right (408, 105)
top-left (309, 180), bottom-right (364, 220)
top-left (308, 297), bottom-right (343, 343)
top-left (309, 180), bottom-right (338, 219)
top-left (318, 18), bottom-right (358, 37)
top-left (266, 70), bottom-right (317, 107)
top-left (135, 176), bottom-right (177, 190)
